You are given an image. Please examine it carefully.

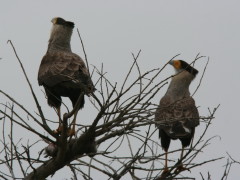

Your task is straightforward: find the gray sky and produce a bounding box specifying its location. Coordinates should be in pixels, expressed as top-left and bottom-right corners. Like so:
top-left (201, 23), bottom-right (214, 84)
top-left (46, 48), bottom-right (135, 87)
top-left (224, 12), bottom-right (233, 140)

top-left (1, 0), bottom-right (240, 179)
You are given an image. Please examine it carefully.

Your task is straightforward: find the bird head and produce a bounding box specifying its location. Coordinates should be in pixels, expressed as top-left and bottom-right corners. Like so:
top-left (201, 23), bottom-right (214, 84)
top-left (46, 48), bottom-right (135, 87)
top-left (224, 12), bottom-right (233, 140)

top-left (48, 17), bottom-right (74, 50)
top-left (169, 60), bottom-right (198, 77)
top-left (51, 17), bottom-right (74, 28)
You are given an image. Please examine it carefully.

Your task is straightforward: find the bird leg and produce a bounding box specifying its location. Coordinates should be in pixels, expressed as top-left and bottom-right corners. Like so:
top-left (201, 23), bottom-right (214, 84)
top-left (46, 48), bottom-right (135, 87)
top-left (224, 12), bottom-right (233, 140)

top-left (67, 93), bottom-right (84, 138)
top-left (174, 146), bottom-right (190, 173)
top-left (53, 107), bottom-right (63, 134)
top-left (68, 109), bottom-right (78, 137)
top-left (180, 145), bottom-right (184, 160)
top-left (161, 150), bottom-right (169, 176)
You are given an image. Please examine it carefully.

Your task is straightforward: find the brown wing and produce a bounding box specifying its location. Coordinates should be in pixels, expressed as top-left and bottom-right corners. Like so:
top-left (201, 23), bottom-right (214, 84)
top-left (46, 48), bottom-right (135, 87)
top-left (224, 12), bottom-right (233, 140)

top-left (38, 51), bottom-right (94, 94)
top-left (155, 95), bottom-right (199, 139)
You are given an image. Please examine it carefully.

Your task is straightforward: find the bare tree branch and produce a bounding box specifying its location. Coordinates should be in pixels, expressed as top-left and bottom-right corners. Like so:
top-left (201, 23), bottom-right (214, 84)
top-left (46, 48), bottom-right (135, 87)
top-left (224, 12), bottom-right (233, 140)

top-left (0, 39), bottom-right (229, 180)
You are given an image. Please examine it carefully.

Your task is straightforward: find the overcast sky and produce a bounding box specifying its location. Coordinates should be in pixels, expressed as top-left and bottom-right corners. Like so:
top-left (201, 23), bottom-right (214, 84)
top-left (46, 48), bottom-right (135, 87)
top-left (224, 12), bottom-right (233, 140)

top-left (1, 0), bottom-right (240, 179)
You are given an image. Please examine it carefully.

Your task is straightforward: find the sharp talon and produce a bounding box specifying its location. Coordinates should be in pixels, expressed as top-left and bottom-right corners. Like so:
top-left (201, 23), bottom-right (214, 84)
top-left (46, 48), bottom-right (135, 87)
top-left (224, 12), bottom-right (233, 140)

top-left (162, 167), bottom-right (169, 175)
top-left (159, 167), bottom-right (169, 179)
top-left (67, 128), bottom-right (76, 137)
top-left (53, 125), bottom-right (63, 135)
top-left (53, 130), bottom-right (59, 134)
top-left (174, 164), bottom-right (189, 173)
top-left (59, 125), bottom-right (63, 132)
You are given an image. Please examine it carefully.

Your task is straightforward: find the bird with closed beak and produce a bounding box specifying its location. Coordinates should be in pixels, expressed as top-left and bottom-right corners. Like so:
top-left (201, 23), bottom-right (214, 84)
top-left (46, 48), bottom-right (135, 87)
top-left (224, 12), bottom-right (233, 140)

top-left (38, 17), bottom-right (95, 137)
top-left (155, 60), bottom-right (199, 175)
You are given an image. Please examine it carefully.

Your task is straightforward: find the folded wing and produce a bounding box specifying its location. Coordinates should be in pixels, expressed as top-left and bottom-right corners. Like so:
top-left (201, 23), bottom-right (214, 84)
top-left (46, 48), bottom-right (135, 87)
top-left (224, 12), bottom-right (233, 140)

top-left (155, 95), bottom-right (199, 139)
top-left (38, 51), bottom-right (94, 94)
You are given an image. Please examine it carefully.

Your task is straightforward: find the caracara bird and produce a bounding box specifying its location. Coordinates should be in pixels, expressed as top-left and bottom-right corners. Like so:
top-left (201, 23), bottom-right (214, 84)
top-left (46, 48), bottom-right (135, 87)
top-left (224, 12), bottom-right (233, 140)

top-left (38, 17), bottom-right (95, 136)
top-left (155, 60), bottom-right (199, 174)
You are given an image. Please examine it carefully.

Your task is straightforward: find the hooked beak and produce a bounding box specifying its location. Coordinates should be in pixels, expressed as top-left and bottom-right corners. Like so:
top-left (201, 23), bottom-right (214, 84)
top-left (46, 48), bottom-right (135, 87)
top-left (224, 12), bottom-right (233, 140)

top-left (168, 60), bottom-right (174, 65)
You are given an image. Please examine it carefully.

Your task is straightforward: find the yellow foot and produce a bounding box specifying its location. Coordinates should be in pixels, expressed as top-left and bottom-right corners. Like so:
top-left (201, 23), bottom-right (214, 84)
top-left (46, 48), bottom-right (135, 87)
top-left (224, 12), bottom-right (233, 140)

top-left (67, 128), bottom-right (76, 137)
top-left (160, 167), bottom-right (169, 178)
top-left (53, 125), bottom-right (63, 135)
top-left (174, 164), bottom-right (190, 173)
